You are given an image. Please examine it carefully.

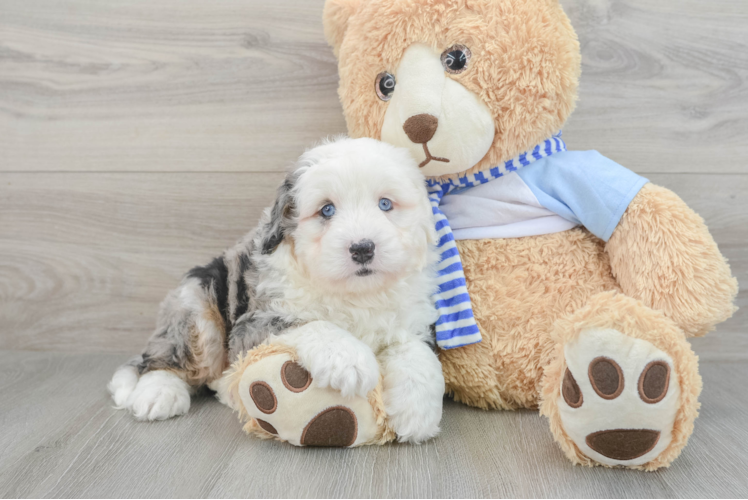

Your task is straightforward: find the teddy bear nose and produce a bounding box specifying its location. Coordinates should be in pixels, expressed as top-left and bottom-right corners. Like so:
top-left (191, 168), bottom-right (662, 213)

top-left (403, 114), bottom-right (439, 144)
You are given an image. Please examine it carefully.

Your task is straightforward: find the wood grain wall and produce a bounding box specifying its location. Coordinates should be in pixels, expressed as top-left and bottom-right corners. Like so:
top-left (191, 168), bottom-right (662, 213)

top-left (1, 0), bottom-right (746, 358)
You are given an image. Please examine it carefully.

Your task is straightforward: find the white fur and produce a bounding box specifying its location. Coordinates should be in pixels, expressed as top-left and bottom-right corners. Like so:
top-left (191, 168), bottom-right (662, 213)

top-left (257, 138), bottom-right (444, 442)
top-left (107, 364), bottom-right (139, 408)
top-left (380, 338), bottom-right (444, 443)
top-left (275, 321), bottom-right (381, 399)
top-left (126, 370), bottom-right (192, 421)
top-left (109, 280), bottom-right (225, 420)
top-left (110, 138), bottom-right (445, 441)
top-left (260, 138), bottom-right (440, 352)
top-left (381, 43), bottom-right (495, 176)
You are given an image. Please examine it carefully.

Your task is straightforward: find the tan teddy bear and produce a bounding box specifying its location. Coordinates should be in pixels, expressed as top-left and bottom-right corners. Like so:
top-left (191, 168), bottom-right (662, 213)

top-left (322, 0), bottom-right (738, 470)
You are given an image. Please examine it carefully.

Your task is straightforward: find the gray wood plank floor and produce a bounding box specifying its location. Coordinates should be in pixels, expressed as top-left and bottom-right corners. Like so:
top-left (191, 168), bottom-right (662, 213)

top-left (1, 0), bottom-right (747, 497)
top-left (0, 351), bottom-right (747, 498)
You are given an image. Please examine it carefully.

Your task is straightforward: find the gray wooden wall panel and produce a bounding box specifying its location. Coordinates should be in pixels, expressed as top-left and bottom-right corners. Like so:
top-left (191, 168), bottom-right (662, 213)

top-left (561, 0), bottom-right (748, 173)
top-left (1, 0), bottom-right (746, 173)
top-left (0, 171), bottom-right (282, 352)
top-left (0, 0), bottom-right (343, 173)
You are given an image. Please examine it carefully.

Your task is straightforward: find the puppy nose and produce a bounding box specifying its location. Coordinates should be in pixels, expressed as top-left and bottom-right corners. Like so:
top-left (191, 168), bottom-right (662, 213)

top-left (349, 239), bottom-right (375, 265)
top-left (403, 114), bottom-right (438, 144)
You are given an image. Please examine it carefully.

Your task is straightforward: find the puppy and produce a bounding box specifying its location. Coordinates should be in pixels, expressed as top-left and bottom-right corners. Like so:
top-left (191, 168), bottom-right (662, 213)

top-left (108, 137), bottom-right (444, 443)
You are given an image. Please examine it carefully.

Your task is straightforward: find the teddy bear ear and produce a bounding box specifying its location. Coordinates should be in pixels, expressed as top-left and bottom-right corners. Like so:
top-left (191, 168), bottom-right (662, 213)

top-left (323, 0), bottom-right (362, 57)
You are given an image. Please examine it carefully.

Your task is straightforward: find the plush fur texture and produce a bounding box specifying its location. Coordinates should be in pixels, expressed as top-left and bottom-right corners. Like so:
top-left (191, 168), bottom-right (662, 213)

top-left (539, 292), bottom-right (702, 471)
top-left (324, 0), bottom-right (737, 468)
top-left (324, 0), bottom-right (581, 178)
top-left (109, 137), bottom-right (445, 443)
top-left (379, 42), bottom-right (497, 175)
top-left (224, 343), bottom-right (396, 446)
top-left (443, 228), bottom-right (620, 410)
top-left (607, 183), bottom-right (738, 338)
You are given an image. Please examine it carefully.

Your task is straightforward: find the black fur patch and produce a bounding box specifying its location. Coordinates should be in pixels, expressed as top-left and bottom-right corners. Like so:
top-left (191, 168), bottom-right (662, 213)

top-left (261, 174), bottom-right (299, 255)
top-left (233, 252), bottom-right (253, 320)
top-left (138, 347), bottom-right (183, 374)
top-left (228, 313), bottom-right (295, 361)
top-left (186, 257), bottom-right (230, 327)
top-left (428, 324), bottom-right (438, 353)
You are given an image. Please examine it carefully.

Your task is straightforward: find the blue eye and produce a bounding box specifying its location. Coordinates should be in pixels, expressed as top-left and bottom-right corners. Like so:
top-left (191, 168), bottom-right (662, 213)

top-left (321, 203), bottom-right (336, 218)
top-left (379, 198), bottom-right (393, 211)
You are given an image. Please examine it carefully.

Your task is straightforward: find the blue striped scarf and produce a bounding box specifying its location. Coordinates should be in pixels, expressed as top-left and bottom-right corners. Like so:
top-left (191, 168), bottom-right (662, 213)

top-left (428, 134), bottom-right (567, 349)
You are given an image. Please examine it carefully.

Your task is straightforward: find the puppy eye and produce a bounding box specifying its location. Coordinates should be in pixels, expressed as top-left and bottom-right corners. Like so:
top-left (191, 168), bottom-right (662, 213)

top-left (378, 198), bottom-right (393, 212)
top-left (320, 203), bottom-right (336, 218)
top-left (375, 72), bottom-right (396, 101)
top-left (441, 45), bottom-right (471, 74)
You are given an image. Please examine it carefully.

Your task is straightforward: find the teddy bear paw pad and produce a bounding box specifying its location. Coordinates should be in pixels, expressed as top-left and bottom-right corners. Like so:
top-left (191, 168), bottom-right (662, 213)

top-left (558, 328), bottom-right (680, 466)
top-left (237, 353), bottom-right (379, 447)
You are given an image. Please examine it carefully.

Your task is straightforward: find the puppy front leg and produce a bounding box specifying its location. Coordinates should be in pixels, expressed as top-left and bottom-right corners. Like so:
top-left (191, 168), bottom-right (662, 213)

top-left (275, 321), bottom-right (380, 398)
top-left (380, 339), bottom-right (444, 443)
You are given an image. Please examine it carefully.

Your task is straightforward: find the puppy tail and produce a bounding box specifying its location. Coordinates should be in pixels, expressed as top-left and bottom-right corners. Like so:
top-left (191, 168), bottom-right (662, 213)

top-left (107, 355), bottom-right (142, 408)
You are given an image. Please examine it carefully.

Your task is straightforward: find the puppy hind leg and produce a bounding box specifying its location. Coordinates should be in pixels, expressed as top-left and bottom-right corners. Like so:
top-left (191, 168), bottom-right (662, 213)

top-left (126, 329), bottom-right (195, 421)
top-left (108, 355), bottom-right (142, 408)
top-left (127, 370), bottom-right (192, 421)
top-left (121, 277), bottom-right (227, 421)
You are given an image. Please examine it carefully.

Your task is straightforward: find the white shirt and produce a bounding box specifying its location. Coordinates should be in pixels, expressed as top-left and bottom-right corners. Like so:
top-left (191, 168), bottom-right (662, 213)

top-left (439, 150), bottom-right (649, 242)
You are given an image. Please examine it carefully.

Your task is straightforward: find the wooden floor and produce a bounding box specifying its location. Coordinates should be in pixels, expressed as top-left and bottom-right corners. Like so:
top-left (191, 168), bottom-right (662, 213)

top-left (0, 352), bottom-right (747, 498)
top-left (1, 0), bottom-right (747, 497)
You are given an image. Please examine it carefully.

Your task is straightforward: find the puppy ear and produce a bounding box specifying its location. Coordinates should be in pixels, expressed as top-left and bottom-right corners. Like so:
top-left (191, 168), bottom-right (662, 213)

top-left (261, 173), bottom-right (298, 255)
top-left (323, 0), bottom-right (361, 57)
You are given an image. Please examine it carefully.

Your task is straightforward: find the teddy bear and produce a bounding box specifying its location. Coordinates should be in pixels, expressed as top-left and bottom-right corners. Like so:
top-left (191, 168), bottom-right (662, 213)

top-left (321, 0), bottom-right (738, 470)
top-left (221, 342), bottom-right (395, 447)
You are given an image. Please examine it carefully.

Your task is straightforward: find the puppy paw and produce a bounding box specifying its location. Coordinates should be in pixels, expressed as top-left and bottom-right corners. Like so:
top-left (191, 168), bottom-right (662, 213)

top-left (384, 379), bottom-right (443, 444)
top-left (296, 337), bottom-right (380, 399)
top-left (126, 370), bottom-right (191, 421)
top-left (380, 339), bottom-right (444, 444)
top-left (108, 364), bottom-right (139, 408)
top-left (235, 351), bottom-right (388, 447)
top-left (388, 407), bottom-right (441, 444)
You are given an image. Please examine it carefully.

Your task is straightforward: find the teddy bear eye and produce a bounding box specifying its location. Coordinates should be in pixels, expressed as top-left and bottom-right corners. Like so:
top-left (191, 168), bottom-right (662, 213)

top-left (441, 45), bottom-right (471, 74)
top-left (375, 72), bottom-right (396, 101)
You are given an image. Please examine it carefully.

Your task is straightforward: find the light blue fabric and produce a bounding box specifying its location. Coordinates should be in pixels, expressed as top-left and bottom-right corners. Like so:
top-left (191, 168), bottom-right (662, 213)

top-left (516, 150), bottom-right (649, 242)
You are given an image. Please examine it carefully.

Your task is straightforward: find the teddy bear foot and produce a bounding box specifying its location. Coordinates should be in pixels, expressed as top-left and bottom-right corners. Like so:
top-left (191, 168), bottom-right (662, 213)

top-left (219, 343), bottom-right (394, 447)
top-left (541, 292), bottom-right (702, 470)
top-left (558, 327), bottom-right (681, 467)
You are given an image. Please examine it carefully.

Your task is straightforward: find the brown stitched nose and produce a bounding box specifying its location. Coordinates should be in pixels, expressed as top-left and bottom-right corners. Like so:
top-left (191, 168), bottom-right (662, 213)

top-left (403, 114), bottom-right (438, 144)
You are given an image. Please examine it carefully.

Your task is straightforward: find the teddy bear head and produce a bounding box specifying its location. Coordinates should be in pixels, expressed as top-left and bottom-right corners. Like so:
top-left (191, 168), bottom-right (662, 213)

top-left (324, 0), bottom-right (581, 178)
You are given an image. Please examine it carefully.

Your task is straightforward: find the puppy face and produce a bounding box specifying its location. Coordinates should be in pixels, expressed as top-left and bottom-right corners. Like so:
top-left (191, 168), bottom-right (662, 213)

top-left (262, 137), bottom-right (435, 294)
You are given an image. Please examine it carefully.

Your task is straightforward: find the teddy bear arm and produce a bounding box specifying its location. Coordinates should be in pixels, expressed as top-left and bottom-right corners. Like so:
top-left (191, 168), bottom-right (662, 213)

top-left (606, 183), bottom-right (738, 337)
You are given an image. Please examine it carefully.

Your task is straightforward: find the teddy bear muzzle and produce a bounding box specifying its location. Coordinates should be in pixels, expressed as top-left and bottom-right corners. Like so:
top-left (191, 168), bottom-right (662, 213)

top-left (379, 43), bottom-right (495, 176)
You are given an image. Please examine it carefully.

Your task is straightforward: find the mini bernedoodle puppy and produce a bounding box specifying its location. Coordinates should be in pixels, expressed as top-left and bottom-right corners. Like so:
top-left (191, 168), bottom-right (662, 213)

top-left (108, 137), bottom-right (445, 443)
